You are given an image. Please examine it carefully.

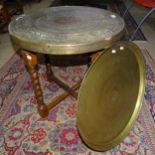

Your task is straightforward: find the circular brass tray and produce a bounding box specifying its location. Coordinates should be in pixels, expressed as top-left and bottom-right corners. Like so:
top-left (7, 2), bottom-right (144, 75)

top-left (77, 42), bottom-right (145, 151)
top-left (9, 6), bottom-right (124, 55)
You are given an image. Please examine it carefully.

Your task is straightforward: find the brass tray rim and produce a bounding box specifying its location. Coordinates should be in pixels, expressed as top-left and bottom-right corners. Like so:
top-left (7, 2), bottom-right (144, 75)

top-left (9, 29), bottom-right (125, 55)
top-left (77, 41), bottom-right (146, 151)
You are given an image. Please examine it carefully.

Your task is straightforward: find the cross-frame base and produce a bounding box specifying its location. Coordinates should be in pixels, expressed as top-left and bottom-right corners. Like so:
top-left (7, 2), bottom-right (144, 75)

top-left (21, 50), bottom-right (91, 117)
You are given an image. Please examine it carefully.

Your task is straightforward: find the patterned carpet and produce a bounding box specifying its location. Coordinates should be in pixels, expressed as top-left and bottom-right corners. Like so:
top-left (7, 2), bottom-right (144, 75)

top-left (0, 49), bottom-right (155, 154)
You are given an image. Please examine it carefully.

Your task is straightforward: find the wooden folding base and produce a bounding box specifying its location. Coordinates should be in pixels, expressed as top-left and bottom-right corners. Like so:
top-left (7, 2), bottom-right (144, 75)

top-left (20, 49), bottom-right (101, 117)
top-left (21, 50), bottom-right (82, 117)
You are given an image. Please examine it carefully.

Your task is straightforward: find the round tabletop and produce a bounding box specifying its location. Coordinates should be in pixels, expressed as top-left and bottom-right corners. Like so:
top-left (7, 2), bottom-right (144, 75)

top-left (77, 42), bottom-right (145, 151)
top-left (9, 6), bottom-right (125, 55)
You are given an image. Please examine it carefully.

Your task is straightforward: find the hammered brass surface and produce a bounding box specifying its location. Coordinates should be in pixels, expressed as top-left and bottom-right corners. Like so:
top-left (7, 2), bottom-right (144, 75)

top-left (9, 6), bottom-right (125, 55)
top-left (77, 42), bottom-right (145, 151)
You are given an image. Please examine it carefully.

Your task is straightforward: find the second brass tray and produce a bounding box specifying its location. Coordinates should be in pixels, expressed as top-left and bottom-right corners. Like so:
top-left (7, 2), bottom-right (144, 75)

top-left (77, 42), bottom-right (145, 151)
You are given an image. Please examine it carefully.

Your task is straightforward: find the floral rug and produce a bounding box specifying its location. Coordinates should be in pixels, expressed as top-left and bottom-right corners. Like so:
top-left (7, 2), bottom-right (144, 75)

top-left (0, 49), bottom-right (155, 155)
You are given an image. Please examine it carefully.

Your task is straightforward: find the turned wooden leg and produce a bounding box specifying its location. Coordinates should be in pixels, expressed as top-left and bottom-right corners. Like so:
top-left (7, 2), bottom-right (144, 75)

top-left (90, 52), bottom-right (101, 62)
top-left (44, 55), bottom-right (53, 82)
top-left (21, 51), bottom-right (48, 118)
top-left (46, 63), bottom-right (53, 82)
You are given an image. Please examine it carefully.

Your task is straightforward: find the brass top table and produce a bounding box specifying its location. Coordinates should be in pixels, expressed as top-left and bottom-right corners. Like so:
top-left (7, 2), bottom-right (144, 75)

top-left (9, 6), bottom-right (125, 54)
top-left (9, 6), bottom-right (125, 117)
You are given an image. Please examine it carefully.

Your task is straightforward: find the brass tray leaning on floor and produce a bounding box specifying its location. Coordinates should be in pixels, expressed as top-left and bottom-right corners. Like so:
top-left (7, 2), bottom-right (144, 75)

top-left (77, 42), bottom-right (146, 151)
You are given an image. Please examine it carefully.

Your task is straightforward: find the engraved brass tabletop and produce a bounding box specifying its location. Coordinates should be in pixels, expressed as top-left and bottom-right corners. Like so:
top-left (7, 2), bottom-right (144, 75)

top-left (9, 6), bottom-right (125, 118)
top-left (77, 42), bottom-right (145, 151)
top-left (9, 6), bottom-right (125, 55)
